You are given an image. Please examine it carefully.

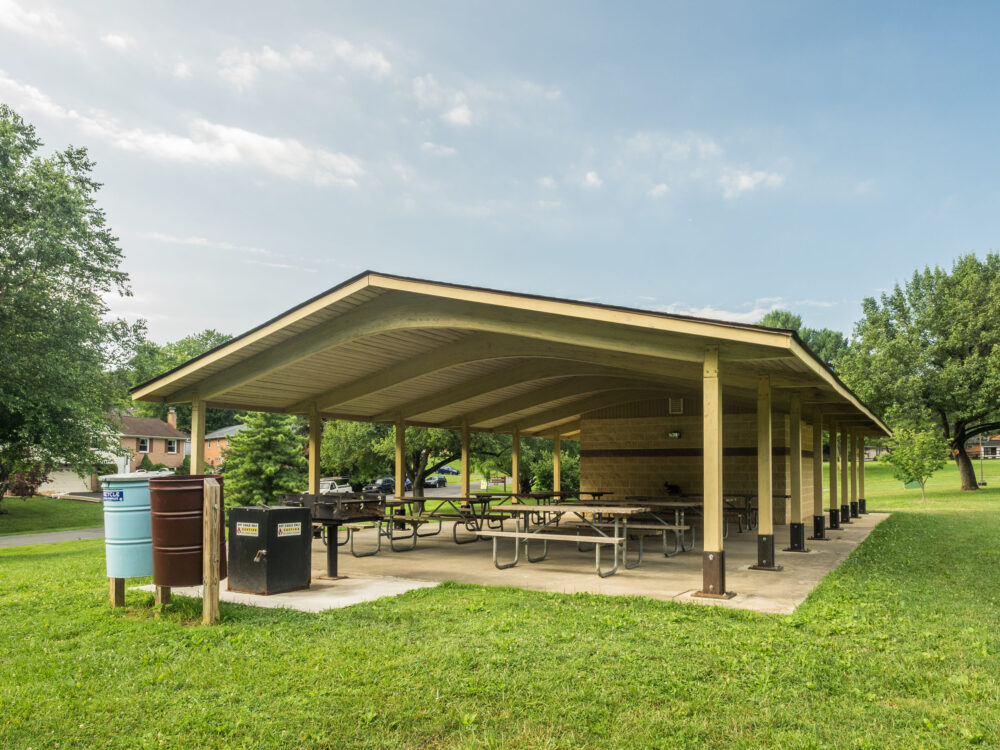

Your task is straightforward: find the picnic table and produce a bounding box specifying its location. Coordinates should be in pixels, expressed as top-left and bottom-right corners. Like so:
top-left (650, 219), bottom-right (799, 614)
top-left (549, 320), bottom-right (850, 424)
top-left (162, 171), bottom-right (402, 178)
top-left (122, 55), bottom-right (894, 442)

top-left (382, 496), bottom-right (500, 550)
top-left (478, 503), bottom-right (648, 577)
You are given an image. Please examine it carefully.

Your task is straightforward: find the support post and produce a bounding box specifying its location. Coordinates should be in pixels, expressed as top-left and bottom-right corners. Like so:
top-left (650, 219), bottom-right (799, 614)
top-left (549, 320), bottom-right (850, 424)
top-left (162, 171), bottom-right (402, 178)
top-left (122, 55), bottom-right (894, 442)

top-left (751, 376), bottom-right (781, 570)
top-left (859, 434), bottom-right (868, 513)
top-left (202, 477), bottom-right (220, 625)
top-left (696, 346), bottom-right (732, 597)
top-left (308, 403), bottom-right (322, 495)
top-left (511, 428), bottom-right (521, 495)
top-left (849, 430), bottom-right (860, 518)
top-left (785, 394), bottom-right (808, 552)
top-left (552, 434), bottom-right (562, 493)
top-left (828, 421), bottom-right (840, 529)
top-left (110, 577), bottom-right (125, 607)
top-left (840, 428), bottom-right (851, 524)
top-left (155, 586), bottom-right (171, 605)
top-left (190, 397), bottom-right (206, 476)
top-left (809, 411), bottom-right (827, 540)
top-left (395, 419), bottom-right (406, 498)
top-left (460, 421), bottom-right (471, 498)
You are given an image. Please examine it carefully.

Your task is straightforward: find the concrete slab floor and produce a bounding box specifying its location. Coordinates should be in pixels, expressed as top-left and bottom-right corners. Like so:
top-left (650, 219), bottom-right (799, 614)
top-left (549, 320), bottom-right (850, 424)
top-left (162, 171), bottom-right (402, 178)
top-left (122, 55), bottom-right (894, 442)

top-left (134, 513), bottom-right (886, 615)
top-left (322, 513), bottom-right (888, 614)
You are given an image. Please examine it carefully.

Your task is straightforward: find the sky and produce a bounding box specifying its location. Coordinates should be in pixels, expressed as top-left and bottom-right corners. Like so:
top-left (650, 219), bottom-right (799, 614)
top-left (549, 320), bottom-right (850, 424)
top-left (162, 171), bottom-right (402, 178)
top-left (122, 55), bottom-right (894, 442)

top-left (3, 0), bottom-right (999, 343)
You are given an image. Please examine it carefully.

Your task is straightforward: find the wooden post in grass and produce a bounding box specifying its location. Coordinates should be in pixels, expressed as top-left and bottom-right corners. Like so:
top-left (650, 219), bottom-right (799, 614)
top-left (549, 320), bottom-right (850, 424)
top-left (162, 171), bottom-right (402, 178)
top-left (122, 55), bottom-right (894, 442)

top-left (202, 477), bottom-right (220, 625)
top-left (110, 577), bottom-right (125, 607)
top-left (155, 586), bottom-right (171, 605)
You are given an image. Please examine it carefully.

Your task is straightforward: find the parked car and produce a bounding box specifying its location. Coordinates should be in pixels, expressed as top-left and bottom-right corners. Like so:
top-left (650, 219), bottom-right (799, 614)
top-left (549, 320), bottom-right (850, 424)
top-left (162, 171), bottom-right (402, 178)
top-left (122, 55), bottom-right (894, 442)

top-left (362, 476), bottom-right (411, 493)
top-left (319, 477), bottom-right (353, 495)
top-left (423, 475), bottom-right (447, 488)
top-left (437, 466), bottom-right (460, 475)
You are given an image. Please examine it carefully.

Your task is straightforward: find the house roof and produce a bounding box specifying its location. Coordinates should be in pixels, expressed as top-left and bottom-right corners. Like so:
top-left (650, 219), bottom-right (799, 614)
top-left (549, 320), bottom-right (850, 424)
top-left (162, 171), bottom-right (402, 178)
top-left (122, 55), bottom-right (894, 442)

top-left (130, 271), bottom-right (890, 436)
top-left (205, 424), bottom-right (249, 440)
top-left (117, 415), bottom-right (189, 440)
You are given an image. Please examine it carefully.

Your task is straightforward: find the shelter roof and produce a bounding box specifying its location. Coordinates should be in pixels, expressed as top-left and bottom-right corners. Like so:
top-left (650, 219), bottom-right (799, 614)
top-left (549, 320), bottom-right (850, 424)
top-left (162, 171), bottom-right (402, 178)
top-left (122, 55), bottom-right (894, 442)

top-left (131, 271), bottom-right (890, 436)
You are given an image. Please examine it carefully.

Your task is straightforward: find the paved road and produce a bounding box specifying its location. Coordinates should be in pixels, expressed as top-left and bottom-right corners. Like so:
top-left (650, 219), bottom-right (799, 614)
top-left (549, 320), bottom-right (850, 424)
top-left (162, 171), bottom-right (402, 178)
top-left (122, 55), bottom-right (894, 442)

top-left (0, 527), bottom-right (104, 548)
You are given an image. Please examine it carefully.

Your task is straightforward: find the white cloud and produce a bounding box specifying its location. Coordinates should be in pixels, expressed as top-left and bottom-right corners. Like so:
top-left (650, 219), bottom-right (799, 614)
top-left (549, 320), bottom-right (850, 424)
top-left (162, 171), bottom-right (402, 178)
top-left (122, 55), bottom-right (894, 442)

top-left (218, 38), bottom-right (390, 92)
top-left (173, 61), bottom-right (192, 79)
top-left (101, 33), bottom-right (135, 51)
top-left (719, 169), bottom-right (785, 198)
top-left (650, 183), bottom-right (669, 197)
top-left (247, 259), bottom-right (317, 273)
top-left (442, 103), bottom-right (473, 126)
top-left (581, 171), bottom-right (603, 189)
top-left (138, 232), bottom-right (272, 256)
top-left (420, 141), bottom-right (457, 157)
top-left (624, 131), bottom-right (722, 161)
top-left (0, 0), bottom-right (66, 41)
top-left (654, 297), bottom-right (788, 323)
top-left (0, 70), bottom-right (365, 187)
top-left (538, 176), bottom-right (557, 189)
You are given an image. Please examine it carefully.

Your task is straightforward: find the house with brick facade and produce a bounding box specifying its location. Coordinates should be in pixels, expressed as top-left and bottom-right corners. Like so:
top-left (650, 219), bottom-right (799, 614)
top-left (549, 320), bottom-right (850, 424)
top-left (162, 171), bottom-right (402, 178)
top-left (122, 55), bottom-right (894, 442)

top-left (116, 409), bottom-right (189, 472)
top-left (204, 424), bottom-right (249, 467)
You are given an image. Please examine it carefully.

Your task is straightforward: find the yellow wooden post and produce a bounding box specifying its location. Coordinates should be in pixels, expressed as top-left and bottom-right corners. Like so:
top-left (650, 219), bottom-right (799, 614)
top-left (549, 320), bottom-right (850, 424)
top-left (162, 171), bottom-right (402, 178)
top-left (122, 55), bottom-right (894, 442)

top-left (751, 375), bottom-right (781, 570)
top-left (460, 421), bottom-right (471, 498)
top-left (308, 403), bottom-right (321, 495)
top-left (552, 435), bottom-right (562, 493)
top-left (511, 428), bottom-right (521, 495)
top-left (190, 398), bottom-right (206, 476)
top-left (202, 477), bottom-right (220, 625)
top-left (839, 428), bottom-right (850, 524)
top-left (828, 420), bottom-right (840, 529)
top-left (849, 429), bottom-right (859, 518)
top-left (859, 433), bottom-right (868, 513)
top-left (109, 577), bottom-right (125, 608)
top-left (395, 419), bottom-right (406, 499)
top-left (696, 346), bottom-right (731, 597)
top-left (809, 410), bottom-right (827, 540)
top-left (784, 393), bottom-right (808, 551)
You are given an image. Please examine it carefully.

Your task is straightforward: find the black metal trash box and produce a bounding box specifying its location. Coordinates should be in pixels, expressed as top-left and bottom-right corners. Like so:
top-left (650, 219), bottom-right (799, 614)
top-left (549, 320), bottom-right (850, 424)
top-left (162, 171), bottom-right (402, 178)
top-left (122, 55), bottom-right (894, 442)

top-left (228, 506), bottom-right (312, 595)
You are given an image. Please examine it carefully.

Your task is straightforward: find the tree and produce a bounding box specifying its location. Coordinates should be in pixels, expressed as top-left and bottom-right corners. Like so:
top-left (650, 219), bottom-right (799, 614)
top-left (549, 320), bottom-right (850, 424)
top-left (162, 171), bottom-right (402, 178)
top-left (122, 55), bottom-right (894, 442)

top-left (758, 310), bottom-right (849, 367)
top-left (838, 254), bottom-right (1000, 490)
top-left (320, 420), bottom-right (392, 484)
top-left (221, 412), bottom-right (307, 505)
top-left (129, 330), bottom-right (242, 432)
top-left (0, 106), bottom-right (143, 504)
top-left (879, 427), bottom-right (949, 502)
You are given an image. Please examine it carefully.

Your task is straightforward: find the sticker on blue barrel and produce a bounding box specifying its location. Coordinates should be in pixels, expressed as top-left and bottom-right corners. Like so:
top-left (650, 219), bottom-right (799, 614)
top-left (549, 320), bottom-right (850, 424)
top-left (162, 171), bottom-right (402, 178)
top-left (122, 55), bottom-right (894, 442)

top-left (103, 489), bottom-right (125, 503)
top-left (236, 522), bottom-right (259, 537)
top-left (277, 522), bottom-right (301, 537)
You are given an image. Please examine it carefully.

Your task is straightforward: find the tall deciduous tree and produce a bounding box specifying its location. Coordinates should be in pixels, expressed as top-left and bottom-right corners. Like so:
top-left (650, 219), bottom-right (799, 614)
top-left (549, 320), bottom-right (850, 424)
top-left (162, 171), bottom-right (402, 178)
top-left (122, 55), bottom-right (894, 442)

top-left (838, 254), bottom-right (1000, 490)
top-left (0, 106), bottom-right (143, 502)
top-left (129, 330), bottom-right (242, 432)
top-left (758, 310), bottom-right (849, 367)
top-left (221, 412), bottom-right (307, 505)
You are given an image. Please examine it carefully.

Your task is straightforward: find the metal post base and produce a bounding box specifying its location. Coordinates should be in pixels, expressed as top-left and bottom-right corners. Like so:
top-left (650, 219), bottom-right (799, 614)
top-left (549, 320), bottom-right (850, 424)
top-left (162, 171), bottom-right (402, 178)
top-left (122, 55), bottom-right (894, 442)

top-left (850, 501), bottom-right (860, 518)
top-left (694, 550), bottom-right (734, 598)
top-left (829, 507), bottom-right (841, 530)
top-left (784, 522), bottom-right (809, 552)
top-left (808, 515), bottom-right (828, 540)
top-left (750, 534), bottom-right (783, 571)
top-left (326, 523), bottom-right (339, 577)
top-left (840, 504), bottom-right (852, 523)
top-left (859, 498), bottom-right (867, 514)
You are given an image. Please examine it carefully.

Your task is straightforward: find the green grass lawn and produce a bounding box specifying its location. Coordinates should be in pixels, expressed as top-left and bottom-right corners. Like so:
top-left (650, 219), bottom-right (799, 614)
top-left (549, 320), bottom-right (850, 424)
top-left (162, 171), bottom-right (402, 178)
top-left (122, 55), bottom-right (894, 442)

top-left (1, 464), bottom-right (998, 748)
top-left (0, 495), bottom-right (104, 536)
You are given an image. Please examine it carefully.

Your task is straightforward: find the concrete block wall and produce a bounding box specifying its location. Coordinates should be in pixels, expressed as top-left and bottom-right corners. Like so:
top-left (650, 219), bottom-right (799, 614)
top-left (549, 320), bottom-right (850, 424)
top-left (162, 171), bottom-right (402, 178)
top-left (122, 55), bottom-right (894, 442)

top-left (580, 401), bottom-right (820, 526)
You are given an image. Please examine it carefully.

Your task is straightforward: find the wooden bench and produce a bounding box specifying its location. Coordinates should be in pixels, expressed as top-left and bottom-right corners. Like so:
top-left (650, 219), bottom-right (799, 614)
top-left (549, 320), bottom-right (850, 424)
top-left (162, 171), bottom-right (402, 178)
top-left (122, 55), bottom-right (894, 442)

top-left (380, 515), bottom-right (444, 551)
top-left (341, 523), bottom-right (381, 557)
top-left (475, 529), bottom-right (631, 577)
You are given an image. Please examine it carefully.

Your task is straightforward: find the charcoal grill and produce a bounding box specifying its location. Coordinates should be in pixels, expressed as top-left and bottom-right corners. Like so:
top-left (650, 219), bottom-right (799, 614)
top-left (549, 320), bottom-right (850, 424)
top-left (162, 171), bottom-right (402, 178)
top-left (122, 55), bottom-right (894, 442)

top-left (280, 493), bottom-right (385, 577)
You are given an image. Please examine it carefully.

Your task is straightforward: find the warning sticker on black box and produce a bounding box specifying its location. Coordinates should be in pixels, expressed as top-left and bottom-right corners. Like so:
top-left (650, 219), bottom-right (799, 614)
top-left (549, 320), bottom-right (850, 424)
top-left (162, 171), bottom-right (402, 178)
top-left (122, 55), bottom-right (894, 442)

top-left (236, 522), bottom-right (259, 537)
top-left (277, 522), bottom-right (301, 537)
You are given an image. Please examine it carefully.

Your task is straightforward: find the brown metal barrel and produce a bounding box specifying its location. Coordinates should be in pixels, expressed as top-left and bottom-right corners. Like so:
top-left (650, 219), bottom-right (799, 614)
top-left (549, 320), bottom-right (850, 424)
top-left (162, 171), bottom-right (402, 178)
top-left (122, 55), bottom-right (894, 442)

top-left (149, 475), bottom-right (227, 587)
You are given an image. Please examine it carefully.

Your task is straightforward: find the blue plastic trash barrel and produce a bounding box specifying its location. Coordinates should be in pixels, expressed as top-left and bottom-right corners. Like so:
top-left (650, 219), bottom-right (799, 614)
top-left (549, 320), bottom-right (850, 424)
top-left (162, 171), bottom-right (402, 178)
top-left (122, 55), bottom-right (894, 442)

top-left (100, 471), bottom-right (173, 578)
